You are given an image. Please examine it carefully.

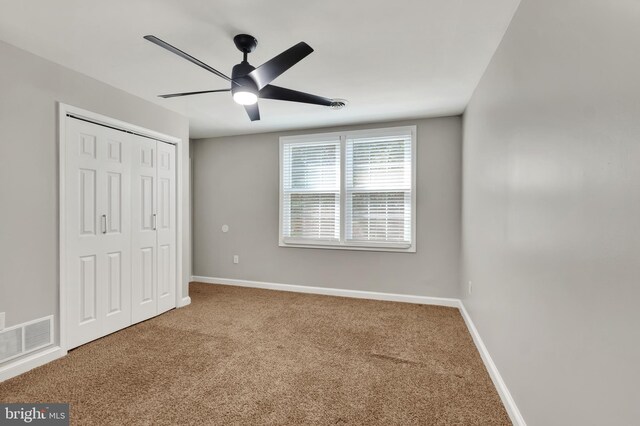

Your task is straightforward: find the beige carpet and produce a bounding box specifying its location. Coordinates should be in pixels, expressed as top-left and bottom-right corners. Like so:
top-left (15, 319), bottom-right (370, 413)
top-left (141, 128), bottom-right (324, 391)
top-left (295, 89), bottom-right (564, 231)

top-left (0, 283), bottom-right (510, 425)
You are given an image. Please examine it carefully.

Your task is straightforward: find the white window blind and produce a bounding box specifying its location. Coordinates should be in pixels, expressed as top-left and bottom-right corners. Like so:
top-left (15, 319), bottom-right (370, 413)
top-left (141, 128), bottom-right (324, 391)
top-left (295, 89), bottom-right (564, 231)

top-left (345, 132), bottom-right (413, 245)
top-left (280, 126), bottom-right (415, 252)
top-left (281, 139), bottom-right (340, 242)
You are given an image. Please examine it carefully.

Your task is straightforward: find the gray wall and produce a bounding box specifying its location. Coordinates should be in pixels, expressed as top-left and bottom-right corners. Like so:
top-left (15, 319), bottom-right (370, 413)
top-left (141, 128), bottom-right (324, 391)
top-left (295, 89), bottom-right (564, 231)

top-left (193, 117), bottom-right (461, 298)
top-left (462, 0), bottom-right (640, 424)
top-left (0, 40), bottom-right (191, 344)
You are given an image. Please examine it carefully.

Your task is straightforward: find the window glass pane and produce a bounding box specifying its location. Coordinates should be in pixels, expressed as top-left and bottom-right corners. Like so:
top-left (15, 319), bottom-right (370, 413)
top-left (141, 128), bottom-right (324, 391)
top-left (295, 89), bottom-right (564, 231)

top-left (345, 133), bottom-right (412, 244)
top-left (347, 137), bottom-right (411, 190)
top-left (282, 140), bottom-right (340, 241)
top-left (286, 143), bottom-right (339, 191)
top-left (285, 192), bottom-right (340, 240)
top-left (347, 192), bottom-right (411, 242)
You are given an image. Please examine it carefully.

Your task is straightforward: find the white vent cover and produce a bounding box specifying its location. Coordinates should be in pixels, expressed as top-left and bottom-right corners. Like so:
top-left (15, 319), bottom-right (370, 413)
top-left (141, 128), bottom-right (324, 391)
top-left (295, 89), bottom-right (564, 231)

top-left (0, 329), bottom-right (22, 362)
top-left (24, 318), bottom-right (52, 352)
top-left (0, 315), bottom-right (53, 363)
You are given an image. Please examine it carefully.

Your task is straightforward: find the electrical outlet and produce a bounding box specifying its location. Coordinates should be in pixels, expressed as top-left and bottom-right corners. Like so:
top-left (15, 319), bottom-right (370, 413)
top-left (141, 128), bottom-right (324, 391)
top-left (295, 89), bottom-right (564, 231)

top-left (233, 255), bottom-right (239, 264)
top-left (468, 281), bottom-right (473, 295)
top-left (0, 312), bottom-right (5, 330)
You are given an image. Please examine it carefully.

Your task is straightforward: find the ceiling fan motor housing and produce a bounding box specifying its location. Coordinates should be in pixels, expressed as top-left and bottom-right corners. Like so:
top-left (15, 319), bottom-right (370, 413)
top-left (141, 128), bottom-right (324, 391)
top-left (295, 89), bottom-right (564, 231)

top-left (231, 62), bottom-right (258, 97)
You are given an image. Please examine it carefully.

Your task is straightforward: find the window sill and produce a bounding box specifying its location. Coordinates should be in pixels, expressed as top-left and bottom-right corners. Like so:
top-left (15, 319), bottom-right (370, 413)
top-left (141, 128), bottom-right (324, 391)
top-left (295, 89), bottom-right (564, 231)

top-left (279, 239), bottom-right (415, 253)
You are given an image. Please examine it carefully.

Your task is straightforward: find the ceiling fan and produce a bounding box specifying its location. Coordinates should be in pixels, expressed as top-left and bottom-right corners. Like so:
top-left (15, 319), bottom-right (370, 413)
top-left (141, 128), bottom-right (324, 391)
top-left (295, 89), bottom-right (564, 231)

top-left (144, 34), bottom-right (345, 121)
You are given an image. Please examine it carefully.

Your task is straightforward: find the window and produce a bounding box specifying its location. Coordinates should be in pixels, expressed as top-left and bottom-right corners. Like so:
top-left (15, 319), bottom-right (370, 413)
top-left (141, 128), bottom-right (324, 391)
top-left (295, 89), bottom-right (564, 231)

top-left (280, 126), bottom-right (416, 252)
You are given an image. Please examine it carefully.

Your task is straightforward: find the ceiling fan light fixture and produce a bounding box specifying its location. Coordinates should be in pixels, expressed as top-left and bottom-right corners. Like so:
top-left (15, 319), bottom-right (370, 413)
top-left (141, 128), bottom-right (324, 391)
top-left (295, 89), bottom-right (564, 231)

top-left (145, 34), bottom-right (341, 121)
top-left (232, 90), bottom-right (258, 105)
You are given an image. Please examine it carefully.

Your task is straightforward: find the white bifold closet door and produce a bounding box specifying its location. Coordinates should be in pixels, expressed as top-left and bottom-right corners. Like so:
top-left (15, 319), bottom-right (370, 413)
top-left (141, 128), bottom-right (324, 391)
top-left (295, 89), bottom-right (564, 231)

top-left (155, 141), bottom-right (177, 314)
top-left (131, 134), bottom-right (177, 323)
top-left (65, 118), bottom-right (132, 349)
top-left (66, 117), bottom-right (177, 350)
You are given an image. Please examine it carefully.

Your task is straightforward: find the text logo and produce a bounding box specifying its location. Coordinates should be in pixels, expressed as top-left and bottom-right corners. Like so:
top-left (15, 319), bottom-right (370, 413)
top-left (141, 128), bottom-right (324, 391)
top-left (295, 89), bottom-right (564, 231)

top-left (1, 404), bottom-right (69, 425)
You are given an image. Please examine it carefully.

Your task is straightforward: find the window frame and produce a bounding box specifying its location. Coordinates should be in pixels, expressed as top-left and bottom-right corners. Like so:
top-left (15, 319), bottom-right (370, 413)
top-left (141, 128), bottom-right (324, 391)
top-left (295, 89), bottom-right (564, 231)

top-left (279, 125), bottom-right (417, 253)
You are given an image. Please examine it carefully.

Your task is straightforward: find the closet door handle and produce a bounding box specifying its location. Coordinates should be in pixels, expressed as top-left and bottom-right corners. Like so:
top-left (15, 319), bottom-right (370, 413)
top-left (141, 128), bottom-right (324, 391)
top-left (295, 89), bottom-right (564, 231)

top-left (153, 214), bottom-right (157, 231)
top-left (101, 215), bottom-right (107, 234)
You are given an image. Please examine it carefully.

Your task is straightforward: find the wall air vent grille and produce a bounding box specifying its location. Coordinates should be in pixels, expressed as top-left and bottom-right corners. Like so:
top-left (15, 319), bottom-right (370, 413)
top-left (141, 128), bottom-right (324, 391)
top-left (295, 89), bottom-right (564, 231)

top-left (0, 328), bottom-right (22, 363)
top-left (0, 315), bottom-right (53, 364)
top-left (24, 318), bottom-right (53, 352)
top-left (329, 99), bottom-right (348, 110)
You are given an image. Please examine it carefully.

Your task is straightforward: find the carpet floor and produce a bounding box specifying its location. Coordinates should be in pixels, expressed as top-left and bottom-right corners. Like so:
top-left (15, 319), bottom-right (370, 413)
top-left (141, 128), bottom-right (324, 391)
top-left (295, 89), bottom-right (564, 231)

top-left (0, 283), bottom-right (510, 425)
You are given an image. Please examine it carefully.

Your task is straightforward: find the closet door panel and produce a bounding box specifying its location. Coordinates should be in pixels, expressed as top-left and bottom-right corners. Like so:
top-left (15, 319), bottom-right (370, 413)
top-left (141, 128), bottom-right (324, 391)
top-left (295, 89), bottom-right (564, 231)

top-left (79, 255), bottom-right (98, 323)
top-left (66, 120), bottom-right (102, 348)
top-left (79, 168), bottom-right (97, 236)
top-left (101, 132), bottom-right (132, 334)
top-left (141, 247), bottom-right (154, 301)
top-left (66, 118), bottom-right (132, 348)
top-left (106, 251), bottom-right (123, 314)
top-left (157, 142), bottom-right (176, 313)
top-left (106, 172), bottom-right (121, 233)
top-left (131, 136), bottom-right (158, 323)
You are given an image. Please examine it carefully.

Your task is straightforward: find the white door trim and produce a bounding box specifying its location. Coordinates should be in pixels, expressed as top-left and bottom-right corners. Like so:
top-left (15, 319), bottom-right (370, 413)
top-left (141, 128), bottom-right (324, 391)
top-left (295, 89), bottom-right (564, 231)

top-left (58, 102), bottom-right (184, 352)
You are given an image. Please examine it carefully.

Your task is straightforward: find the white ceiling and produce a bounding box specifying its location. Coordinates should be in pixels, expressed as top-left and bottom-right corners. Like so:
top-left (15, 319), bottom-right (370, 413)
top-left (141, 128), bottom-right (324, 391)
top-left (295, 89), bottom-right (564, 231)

top-left (0, 0), bottom-right (520, 138)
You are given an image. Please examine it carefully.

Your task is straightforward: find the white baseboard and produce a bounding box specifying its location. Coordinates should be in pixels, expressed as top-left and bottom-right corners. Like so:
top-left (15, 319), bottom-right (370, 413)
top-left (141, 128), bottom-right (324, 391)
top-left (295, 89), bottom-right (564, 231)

top-left (191, 275), bottom-right (525, 425)
top-left (178, 296), bottom-right (192, 308)
top-left (458, 302), bottom-right (527, 426)
top-left (191, 276), bottom-right (460, 307)
top-left (0, 346), bottom-right (66, 382)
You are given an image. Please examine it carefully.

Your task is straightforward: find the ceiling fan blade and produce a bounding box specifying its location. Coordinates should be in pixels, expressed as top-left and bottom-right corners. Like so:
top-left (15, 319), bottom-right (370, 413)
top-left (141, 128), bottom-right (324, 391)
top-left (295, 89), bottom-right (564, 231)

top-left (159, 89), bottom-right (231, 99)
top-left (248, 42), bottom-right (313, 90)
top-left (259, 85), bottom-right (333, 106)
top-left (244, 103), bottom-right (260, 121)
top-left (144, 35), bottom-right (238, 85)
